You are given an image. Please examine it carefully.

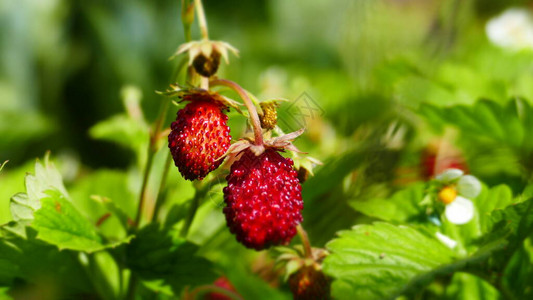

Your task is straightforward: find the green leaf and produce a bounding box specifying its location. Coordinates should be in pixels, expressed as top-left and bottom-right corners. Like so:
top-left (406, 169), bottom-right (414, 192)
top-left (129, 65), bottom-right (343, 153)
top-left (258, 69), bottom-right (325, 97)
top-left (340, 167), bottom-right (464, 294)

top-left (323, 222), bottom-right (456, 300)
top-left (474, 184), bottom-right (513, 234)
top-left (69, 170), bottom-right (137, 239)
top-left (501, 240), bottom-right (533, 299)
top-left (445, 273), bottom-right (500, 300)
top-left (302, 148), bottom-right (366, 203)
top-left (0, 160), bottom-right (33, 224)
top-left (0, 228), bottom-right (94, 295)
top-left (9, 156), bottom-right (130, 252)
top-left (301, 148), bottom-right (365, 245)
top-left (489, 197), bottom-right (533, 248)
top-left (421, 99), bottom-right (532, 150)
top-left (0, 110), bottom-right (55, 151)
top-left (32, 190), bottom-right (105, 252)
top-left (126, 224), bottom-right (216, 295)
top-left (0, 161), bottom-right (7, 172)
top-left (349, 183), bottom-right (426, 223)
top-left (9, 156), bottom-right (68, 223)
top-left (89, 114), bottom-right (149, 154)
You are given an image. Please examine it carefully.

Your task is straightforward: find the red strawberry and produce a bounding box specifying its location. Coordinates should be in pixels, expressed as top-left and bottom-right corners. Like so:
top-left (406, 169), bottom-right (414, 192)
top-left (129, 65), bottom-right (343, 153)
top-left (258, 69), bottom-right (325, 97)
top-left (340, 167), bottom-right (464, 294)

top-left (420, 145), bottom-right (468, 179)
top-left (289, 265), bottom-right (331, 300)
top-left (168, 93), bottom-right (231, 181)
top-left (223, 149), bottom-right (303, 250)
top-left (205, 277), bottom-right (238, 300)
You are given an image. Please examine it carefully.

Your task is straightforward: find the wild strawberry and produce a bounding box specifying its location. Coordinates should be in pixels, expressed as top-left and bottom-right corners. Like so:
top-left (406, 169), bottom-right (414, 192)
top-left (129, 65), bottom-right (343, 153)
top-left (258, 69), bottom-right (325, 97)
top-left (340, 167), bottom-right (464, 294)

top-left (205, 277), bottom-right (239, 300)
top-left (420, 144), bottom-right (468, 179)
top-left (168, 92), bottom-right (231, 181)
top-left (223, 149), bottom-right (303, 250)
top-left (288, 265), bottom-right (331, 300)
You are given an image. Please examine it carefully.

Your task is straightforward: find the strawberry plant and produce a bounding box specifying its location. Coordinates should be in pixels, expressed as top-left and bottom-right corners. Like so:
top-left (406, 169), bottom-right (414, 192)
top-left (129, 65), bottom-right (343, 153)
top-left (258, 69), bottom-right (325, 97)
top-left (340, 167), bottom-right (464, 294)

top-left (1, 1), bottom-right (533, 299)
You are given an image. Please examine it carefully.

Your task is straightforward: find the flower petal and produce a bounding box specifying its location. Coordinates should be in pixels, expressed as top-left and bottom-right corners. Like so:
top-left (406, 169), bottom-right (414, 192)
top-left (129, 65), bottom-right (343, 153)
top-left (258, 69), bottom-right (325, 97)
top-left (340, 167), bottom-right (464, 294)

top-left (457, 175), bottom-right (482, 199)
top-left (445, 196), bottom-right (474, 225)
top-left (436, 232), bottom-right (457, 249)
top-left (436, 168), bottom-right (464, 183)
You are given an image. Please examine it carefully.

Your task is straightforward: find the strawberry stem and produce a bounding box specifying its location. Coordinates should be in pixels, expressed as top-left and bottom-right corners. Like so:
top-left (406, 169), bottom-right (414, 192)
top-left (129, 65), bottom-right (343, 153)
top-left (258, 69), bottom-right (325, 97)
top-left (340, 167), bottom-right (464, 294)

top-left (150, 153), bottom-right (173, 222)
top-left (210, 78), bottom-right (264, 146)
top-left (181, 0), bottom-right (194, 42)
top-left (133, 98), bottom-right (170, 229)
top-left (194, 0), bottom-right (209, 40)
top-left (296, 224), bottom-right (313, 259)
top-left (180, 182), bottom-right (204, 238)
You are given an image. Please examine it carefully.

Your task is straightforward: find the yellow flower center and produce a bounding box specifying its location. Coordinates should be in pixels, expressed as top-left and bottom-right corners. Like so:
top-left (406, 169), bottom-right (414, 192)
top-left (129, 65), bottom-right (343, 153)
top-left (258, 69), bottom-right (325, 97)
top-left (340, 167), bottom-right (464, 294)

top-left (438, 186), bottom-right (457, 205)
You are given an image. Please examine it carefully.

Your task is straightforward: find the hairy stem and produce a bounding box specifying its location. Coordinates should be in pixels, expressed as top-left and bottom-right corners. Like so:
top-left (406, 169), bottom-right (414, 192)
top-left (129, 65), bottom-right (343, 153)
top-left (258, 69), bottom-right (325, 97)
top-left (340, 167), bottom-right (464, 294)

top-left (180, 184), bottom-right (203, 238)
top-left (181, 0), bottom-right (194, 42)
top-left (151, 153), bottom-right (172, 222)
top-left (210, 79), bottom-right (263, 145)
top-left (125, 274), bottom-right (138, 300)
top-left (133, 99), bottom-right (170, 228)
top-left (194, 0), bottom-right (209, 40)
top-left (297, 224), bottom-right (313, 259)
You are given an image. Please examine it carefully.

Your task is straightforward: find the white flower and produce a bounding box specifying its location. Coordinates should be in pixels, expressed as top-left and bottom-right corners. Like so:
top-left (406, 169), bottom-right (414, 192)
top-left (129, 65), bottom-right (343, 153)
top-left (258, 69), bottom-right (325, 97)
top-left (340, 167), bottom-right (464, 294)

top-left (444, 196), bottom-right (475, 225)
top-left (486, 8), bottom-right (533, 50)
top-left (435, 169), bottom-right (481, 225)
top-left (436, 232), bottom-right (457, 249)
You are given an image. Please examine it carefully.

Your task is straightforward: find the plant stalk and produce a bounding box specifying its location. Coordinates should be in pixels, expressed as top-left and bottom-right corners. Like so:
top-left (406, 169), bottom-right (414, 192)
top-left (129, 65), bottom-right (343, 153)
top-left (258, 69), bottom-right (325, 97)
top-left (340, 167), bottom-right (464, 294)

top-left (194, 0), bottom-right (209, 40)
top-left (210, 79), bottom-right (264, 146)
top-left (151, 152), bottom-right (173, 222)
top-left (180, 184), bottom-right (204, 238)
top-left (296, 224), bottom-right (313, 259)
top-left (133, 99), bottom-right (170, 228)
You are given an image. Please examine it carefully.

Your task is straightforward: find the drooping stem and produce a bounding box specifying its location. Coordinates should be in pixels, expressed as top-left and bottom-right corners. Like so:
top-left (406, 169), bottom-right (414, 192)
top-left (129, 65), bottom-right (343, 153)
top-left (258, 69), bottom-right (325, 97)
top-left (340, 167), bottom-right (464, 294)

top-left (180, 183), bottom-right (204, 238)
top-left (181, 0), bottom-right (194, 42)
top-left (296, 224), bottom-right (313, 259)
top-left (151, 153), bottom-right (173, 222)
top-left (125, 274), bottom-right (138, 300)
top-left (210, 79), bottom-right (263, 146)
top-left (200, 76), bottom-right (209, 90)
top-left (133, 99), bottom-right (170, 228)
top-left (194, 0), bottom-right (209, 40)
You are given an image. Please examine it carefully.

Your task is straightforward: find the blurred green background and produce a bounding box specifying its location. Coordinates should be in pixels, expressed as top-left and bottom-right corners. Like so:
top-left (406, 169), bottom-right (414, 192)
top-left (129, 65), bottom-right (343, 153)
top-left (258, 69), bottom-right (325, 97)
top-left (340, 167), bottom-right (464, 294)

top-left (3, 0), bottom-right (533, 239)
top-left (3, 0), bottom-right (533, 297)
top-left (2, 0), bottom-right (531, 169)
top-left (3, 0), bottom-right (533, 243)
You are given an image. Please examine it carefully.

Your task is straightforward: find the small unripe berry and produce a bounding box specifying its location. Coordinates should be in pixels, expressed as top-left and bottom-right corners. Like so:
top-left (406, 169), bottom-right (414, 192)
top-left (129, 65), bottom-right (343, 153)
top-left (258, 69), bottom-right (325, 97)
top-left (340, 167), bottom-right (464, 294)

top-left (259, 101), bottom-right (279, 130)
top-left (289, 265), bottom-right (331, 300)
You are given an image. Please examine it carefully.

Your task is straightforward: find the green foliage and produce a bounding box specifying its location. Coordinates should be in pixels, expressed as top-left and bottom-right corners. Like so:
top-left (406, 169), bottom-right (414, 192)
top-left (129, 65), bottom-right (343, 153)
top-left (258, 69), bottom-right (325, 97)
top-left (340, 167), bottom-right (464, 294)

top-left (0, 228), bottom-right (94, 296)
top-left (125, 224), bottom-right (216, 295)
top-left (349, 183), bottom-right (426, 223)
top-left (445, 273), bottom-right (499, 300)
top-left (3, 1), bottom-right (533, 299)
top-left (421, 99), bottom-right (533, 150)
top-left (8, 157), bottom-right (130, 253)
top-left (323, 223), bottom-right (456, 300)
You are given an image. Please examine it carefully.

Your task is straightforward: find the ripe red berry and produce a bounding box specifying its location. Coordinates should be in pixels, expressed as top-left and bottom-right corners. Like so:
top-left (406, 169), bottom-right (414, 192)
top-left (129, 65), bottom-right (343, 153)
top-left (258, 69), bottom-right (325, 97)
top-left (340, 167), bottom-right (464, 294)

top-left (288, 266), bottom-right (331, 300)
top-left (223, 149), bottom-right (303, 250)
top-left (420, 146), bottom-right (468, 179)
top-left (168, 94), bottom-right (231, 181)
top-left (205, 277), bottom-right (238, 300)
